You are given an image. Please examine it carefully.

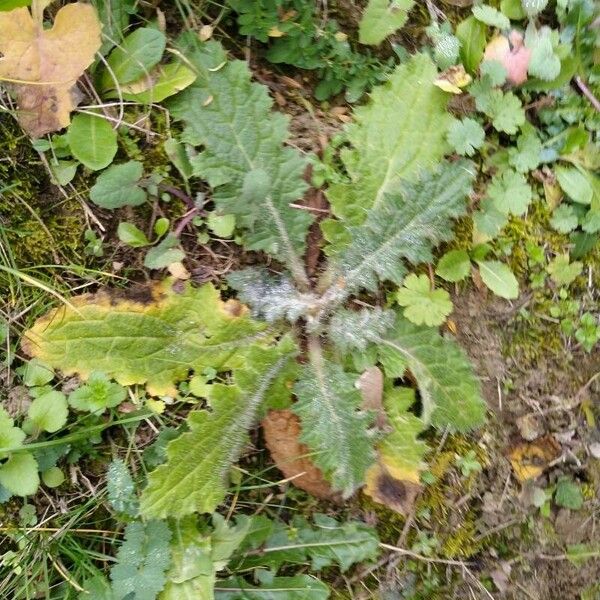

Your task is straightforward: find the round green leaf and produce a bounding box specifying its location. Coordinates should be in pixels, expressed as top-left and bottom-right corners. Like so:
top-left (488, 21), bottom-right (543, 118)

top-left (555, 166), bottom-right (593, 205)
top-left (0, 452), bottom-right (39, 496)
top-left (68, 113), bottom-right (118, 171)
top-left (42, 466), bottom-right (65, 488)
top-left (436, 249), bottom-right (471, 282)
top-left (27, 390), bottom-right (68, 433)
top-left (90, 161), bottom-right (147, 209)
top-left (22, 358), bottom-right (54, 387)
top-left (475, 260), bottom-right (519, 299)
top-left (102, 27), bottom-right (166, 89)
top-left (118, 222), bottom-right (150, 248)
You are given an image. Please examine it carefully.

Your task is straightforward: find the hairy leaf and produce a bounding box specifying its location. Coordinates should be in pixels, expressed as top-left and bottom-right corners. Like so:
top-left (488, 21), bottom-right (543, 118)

top-left (293, 344), bottom-right (375, 497)
top-left (160, 518), bottom-right (215, 600)
top-left (0, 2), bottom-right (101, 137)
top-left (23, 280), bottom-right (267, 396)
top-left (228, 267), bottom-right (318, 323)
top-left (140, 338), bottom-right (298, 518)
top-left (110, 520), bottom-right (172, 600)
top-left (107, 459), bottom-right (139, 517)
top-left (374, 316), bottom-right (485, 431)
top-left (233, 514), bottom-right (379, 572)
top-left (325, 54), bottom-right (452, 231)
top-left (358, 0), bottom-right (415, 45)
top-left (169, 36), bottom-right (312, 283)
top-left (328, 308), bottom-right (395, 354)
top-left (327, 162), bottom-right (474, 300)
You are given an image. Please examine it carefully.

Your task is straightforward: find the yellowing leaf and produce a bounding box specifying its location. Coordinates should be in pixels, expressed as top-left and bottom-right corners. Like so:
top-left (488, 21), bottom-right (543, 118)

top-left (508, 435), bottom-right (561, 482)
top-left (22, 280), bottom-right (267, 396)
top-left (364, 388), bottom-right (426, 515)
top-left (0, 2), bottom-right (102, 137)
top-left (433, 64), bottom-right (472, 94)
top-left (117, 62), bottom-right (197, 104)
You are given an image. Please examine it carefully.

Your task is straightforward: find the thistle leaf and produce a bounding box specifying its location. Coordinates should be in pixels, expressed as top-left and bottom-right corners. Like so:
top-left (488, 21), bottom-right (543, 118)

top-left (329, 162), bottom-right (474, 298)
top-left (293, 343), bottom-right (376, 497)
top-left (169, 36), bottom-right (312, 282)
top-left (325, 54), bottom-right (452, 230)
top-left (233, 514), bottom-right (379, 572)
top-left (375, 316), bottom-right (485, 431)
top-left (140, 338), bottom-right (298, 518)
top-left (22, 280), bottom-right (268, 396)
top-left (228, 267), bottom-right (318, 323)
top-left (328, 308), bottom-right (395, 353)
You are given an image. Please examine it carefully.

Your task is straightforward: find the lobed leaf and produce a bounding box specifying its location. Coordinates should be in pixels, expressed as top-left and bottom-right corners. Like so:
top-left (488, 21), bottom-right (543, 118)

top-left (140, 338), bottom-right (298, 518)
top-left (293, 343), bottom-right (376, 497)
top-left (110, 520), bottom-right (172, 600)
top-left (324, 54), bottom-right (452, 242)
top-left (169, 36), bottom-right (312, 283)
top-left (327, 162), bottom-right (474, 300)
top-left (375, 316), bottom-right (486, 431)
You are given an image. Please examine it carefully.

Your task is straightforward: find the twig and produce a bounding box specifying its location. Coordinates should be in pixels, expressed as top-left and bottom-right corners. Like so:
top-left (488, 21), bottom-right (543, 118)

top-left (174, 207), bottom-right (202, 237)
top-left (574, 76), bottom-right (600, 112)
top-left (159, 183), bottom-right (196, 209)
top-left (379, 542), bottom-right (474, 566)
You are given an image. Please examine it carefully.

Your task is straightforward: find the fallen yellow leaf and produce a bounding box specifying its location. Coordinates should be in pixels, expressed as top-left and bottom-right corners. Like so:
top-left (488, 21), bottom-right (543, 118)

top-left (0, 1), bottom-right (102, 137)
top-left (508, 435), bottom-right (561, 482)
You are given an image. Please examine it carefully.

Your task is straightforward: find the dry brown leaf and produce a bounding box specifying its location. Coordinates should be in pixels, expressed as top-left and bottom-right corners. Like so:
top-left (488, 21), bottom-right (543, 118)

top-left (364, 460), bottom-right (421, 516)
top-left (262, 409), bottom-right (340, 501)
top-left (508, 435), bottom-right (561, 482)
top-left (0, 1), bottom-right (102, 137)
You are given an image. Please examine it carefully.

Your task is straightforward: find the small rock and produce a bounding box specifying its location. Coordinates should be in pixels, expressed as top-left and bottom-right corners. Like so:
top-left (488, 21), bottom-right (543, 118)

top-left (589, 442), bottom-right (600, 459)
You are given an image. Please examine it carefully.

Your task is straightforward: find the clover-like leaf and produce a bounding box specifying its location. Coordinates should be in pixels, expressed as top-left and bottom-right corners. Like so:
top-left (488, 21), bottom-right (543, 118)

top-left (487, 169), bottom-right (532, 216)
top-left (395, 274), bottom-right (453, 327)
top-left (546, 254), bottom-right (583, 286)
top-left (447, 118), bottom-right (485, 157)
top-left (69, 372), bottom-right (127, 414)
